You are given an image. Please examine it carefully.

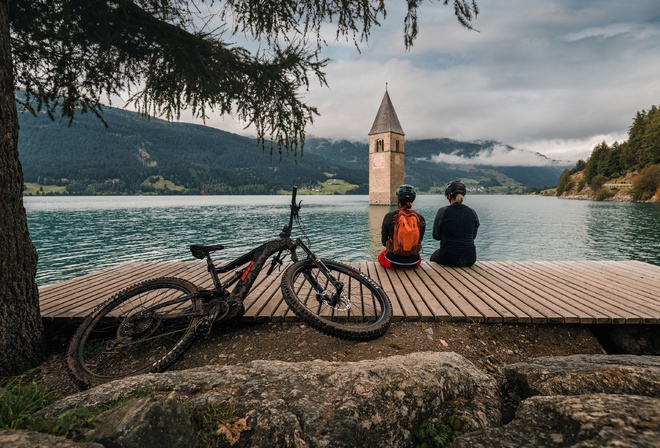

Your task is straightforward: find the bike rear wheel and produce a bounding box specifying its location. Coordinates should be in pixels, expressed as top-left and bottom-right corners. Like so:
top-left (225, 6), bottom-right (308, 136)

top-left (281, 259), bottom-right (392, 340)
top-left (66, 277), bottom-right (201, 389)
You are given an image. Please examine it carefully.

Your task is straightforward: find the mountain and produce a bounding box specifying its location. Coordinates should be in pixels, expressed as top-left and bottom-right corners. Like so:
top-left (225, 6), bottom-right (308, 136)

top-left (18, 105), bottom-right (566, 195)
top-left (303, 138), bottom-right (566, 192)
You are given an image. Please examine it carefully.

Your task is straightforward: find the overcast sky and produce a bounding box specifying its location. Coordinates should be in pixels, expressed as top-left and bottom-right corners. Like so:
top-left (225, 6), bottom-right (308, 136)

top-left (183, 0), bottom-right (660, 165)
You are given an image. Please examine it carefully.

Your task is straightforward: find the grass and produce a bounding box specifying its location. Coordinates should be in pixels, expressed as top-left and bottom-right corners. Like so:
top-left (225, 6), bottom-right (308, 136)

top-left (23, 183), bottom-right (67, 195)
top-left (1, 378), bottom-right (244, 447)
top-left (0, 377), bottom-right (95, 438)
top-left (414, 415), bottom-right (471, 448)
top-left (279, 178), bottom-right (359, 195)
top-left (142, 175), bottom-right (186, 192)
top-left (186, 402), bottom-right (243, 448)
top-left (0, 378), bottom-right (57, 430)
top-left (0, 378), bottom-right (154, 440)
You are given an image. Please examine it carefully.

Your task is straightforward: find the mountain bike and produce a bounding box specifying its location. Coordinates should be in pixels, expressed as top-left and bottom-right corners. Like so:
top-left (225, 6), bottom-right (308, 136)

top-left (66, 186), bottom-right (392, 388)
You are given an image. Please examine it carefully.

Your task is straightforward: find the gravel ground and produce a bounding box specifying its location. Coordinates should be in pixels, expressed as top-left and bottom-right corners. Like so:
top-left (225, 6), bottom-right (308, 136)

top-left (17, 320), bottom-right (605, 398)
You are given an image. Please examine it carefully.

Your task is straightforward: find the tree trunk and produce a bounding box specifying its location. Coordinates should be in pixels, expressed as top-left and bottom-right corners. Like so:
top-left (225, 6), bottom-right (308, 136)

top-left (0, 0), bottom-right (45, 376)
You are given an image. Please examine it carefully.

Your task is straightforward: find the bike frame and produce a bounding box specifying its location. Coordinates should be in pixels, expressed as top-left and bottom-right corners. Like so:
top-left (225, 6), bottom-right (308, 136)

top-left (196, 186), bottom-right (344, 308)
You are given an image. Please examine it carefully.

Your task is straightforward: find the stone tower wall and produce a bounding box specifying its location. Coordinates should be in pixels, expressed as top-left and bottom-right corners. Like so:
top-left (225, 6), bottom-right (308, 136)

top-left (369, 132), bottom-right (405, 205)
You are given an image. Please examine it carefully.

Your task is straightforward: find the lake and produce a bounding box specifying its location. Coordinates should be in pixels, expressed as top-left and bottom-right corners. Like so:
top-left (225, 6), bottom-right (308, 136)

top-left (25, 195), bottom-right (660, 286)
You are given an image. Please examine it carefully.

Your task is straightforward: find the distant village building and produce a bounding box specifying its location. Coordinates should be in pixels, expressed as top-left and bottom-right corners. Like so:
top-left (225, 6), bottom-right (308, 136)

top-left (368, 89), bottom-right (405, 205)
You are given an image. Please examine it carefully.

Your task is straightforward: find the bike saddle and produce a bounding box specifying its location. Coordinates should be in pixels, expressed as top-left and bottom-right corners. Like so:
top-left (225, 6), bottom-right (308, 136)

top-left (190, 244), bottom-right (225, 259)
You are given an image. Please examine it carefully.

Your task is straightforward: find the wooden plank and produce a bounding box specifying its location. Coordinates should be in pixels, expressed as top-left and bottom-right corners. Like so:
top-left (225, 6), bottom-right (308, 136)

top-left (241, 269), bottom-right (285, 317)
top-left (427, 264), bottom-right (508, 323)
top-left (401, 268), bottom-right (451, 321)
top-left (365, 262), bottom-right (405, 321)
top-left (418, 263), bottom-right (480, 322)
top-left (39, 262), bottom-right (138, 303)
top-left (248, 272), bottom-right (287, 322)
top-left (505, 260), bottom-right (627, 323)
top-left (484, 262), bottom-right (571, 322)
top-left (388, 269), bottom-right (435, 321)
top-left (508, 261), bottom-right (621, 323)
top-left (414, 264), bottom-right (469, 321)
top-left (529, 261), bottom-right (655, 324)
top-left (526, 261), bottom-right (650, 322)
top-left (571, 261), bottom-right (660, 310)
top-left (178, 262), bottom-right (213, 288)
top-left (355, 262), bottom-right (390, 322)
top-left (381, 268), bottom-right (424, 320)
top-left (484, 262), bottom-right (594, 323)
top-left (38, 260), bottom-right (660, 325)
top-left (452, 265), bottom-right (531, 323)
top-left (42, 262), bottom-right (194, 319)
top-left (469, 264), bottom-right (557, 323)
top-left (425, 263), bottom-right (498, 322)
top-left (560, 261), bottom-right (660, 307)
top-left (40, 262), bottom-right (156, 312)
top-left (615, 260), bottom-right (660, 279)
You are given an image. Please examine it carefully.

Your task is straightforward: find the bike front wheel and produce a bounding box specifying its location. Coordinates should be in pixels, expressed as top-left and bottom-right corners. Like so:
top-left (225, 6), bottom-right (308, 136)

top-left (281, 259), bottom-right (392, 340)
top-left (66, 277), bottom-right (201, 389)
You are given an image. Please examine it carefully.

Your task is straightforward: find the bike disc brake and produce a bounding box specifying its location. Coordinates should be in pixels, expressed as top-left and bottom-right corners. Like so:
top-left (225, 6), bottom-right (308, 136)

top-left (318, 290), bottom-right (351, 312)
top-left (117, 314), bottom-right (162, 343)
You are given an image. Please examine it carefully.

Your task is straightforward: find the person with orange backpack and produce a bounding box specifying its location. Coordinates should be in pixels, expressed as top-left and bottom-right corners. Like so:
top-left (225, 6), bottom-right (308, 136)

top-left (378, 184), bottom-right (426, 269)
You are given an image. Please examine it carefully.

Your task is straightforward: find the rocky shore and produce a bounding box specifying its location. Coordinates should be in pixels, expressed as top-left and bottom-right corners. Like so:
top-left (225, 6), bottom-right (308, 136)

top-left (3, 326), bottom-right (659, 448)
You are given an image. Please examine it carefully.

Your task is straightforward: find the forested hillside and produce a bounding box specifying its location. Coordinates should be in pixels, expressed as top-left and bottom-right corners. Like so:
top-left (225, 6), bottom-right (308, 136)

top-left (19, 104), bottom-right (565, 195)
top-left (303, 138), bottom-right (565, 192)
top-left (556, 104), bottom-right (660, 201)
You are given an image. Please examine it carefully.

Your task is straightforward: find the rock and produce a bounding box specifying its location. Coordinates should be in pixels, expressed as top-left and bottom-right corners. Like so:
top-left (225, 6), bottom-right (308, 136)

top-left (453, 394), bottom-right (660, 447)
top-left (0, 429), bottom-right (103, 448)
top-left (504, 354), bottom-right (660, 398)
top-left (41, 352), bottom-right (500, 448)
top-left (83, 397), bottom-right (195, 448)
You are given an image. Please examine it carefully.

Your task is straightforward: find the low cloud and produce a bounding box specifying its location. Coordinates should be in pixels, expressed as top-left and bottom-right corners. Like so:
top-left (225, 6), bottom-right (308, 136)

top-left (430, 144), bottom-right (557, 167)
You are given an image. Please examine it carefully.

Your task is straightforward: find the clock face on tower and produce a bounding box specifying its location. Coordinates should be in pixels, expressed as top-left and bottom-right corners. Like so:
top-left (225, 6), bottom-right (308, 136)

top-left (372, 152), bottom-right (385, 168)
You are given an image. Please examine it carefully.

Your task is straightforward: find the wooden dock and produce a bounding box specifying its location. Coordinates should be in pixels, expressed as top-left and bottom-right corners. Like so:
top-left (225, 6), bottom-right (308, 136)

top-left (39, 261), bottom-right (660, 325)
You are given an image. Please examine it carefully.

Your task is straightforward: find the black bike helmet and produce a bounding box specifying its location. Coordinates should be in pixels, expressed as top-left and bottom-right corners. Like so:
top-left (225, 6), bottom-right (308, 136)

top-left (444, 180), bottom-right (467, 197)
top-left (396, 184), bottom-right (417, 202)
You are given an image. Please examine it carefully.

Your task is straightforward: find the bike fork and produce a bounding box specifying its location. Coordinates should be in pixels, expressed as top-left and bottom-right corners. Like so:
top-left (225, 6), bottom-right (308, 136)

top-left (295, 239), bottom-right (344, 295)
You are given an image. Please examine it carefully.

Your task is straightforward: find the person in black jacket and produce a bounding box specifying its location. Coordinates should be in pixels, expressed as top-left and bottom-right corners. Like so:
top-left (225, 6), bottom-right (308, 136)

top-left (378, 184), bottom-right (426, 269)
top-left (430, 180), bottom-right (479, 267)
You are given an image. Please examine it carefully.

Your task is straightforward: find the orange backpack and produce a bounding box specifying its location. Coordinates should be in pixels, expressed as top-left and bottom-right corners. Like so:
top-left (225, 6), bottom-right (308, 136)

top-left (392, 209), bottom-right (421, 257)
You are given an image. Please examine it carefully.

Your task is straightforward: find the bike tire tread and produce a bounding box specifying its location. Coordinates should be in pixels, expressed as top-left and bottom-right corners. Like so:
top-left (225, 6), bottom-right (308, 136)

top-left (281, 259), bottom-right (392, 341)
top-left (66, 277), bottom-right (200, 389)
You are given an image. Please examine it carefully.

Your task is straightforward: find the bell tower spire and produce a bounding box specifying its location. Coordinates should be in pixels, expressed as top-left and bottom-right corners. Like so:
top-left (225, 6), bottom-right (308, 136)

top-left (368, 89), bottom-right (405, 205)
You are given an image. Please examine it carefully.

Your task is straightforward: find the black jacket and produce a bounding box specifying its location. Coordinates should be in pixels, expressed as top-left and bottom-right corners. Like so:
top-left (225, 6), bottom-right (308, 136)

top-left (431, 203), bottom-right (479, 267)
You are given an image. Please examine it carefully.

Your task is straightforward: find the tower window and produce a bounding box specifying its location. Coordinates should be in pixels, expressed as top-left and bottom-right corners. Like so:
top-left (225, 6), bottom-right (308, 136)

top-left (376, 139), bottom-right (384, 152)
top-left (395, 140), bottom-right (400, 152)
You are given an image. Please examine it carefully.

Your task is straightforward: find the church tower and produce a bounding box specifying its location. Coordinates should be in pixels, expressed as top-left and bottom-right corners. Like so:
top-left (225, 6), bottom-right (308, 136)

top-left (368, 89), bottom-right (405, 205)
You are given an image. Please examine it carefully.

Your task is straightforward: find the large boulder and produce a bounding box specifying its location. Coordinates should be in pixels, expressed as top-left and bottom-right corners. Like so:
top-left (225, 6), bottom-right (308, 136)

top-left (42, 352), bottom-right (500, 448)
top-left (453, 394), bottom-right (660, 447)
top-left (83, 397), bottom-right (195, 448)
top-left (458, 354), bottom-right (660, 447)
top-left (0, 429), bottom-right (103, 448)
top-left (504, 354), bottom-right (660, 398)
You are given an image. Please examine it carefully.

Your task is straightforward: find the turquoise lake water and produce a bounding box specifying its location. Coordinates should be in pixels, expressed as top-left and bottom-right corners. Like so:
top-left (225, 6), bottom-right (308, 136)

top-left (25, 195), bottom-right (660, 286)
